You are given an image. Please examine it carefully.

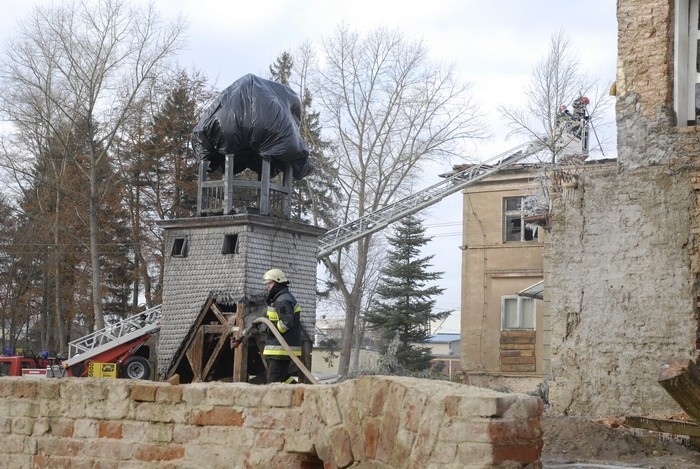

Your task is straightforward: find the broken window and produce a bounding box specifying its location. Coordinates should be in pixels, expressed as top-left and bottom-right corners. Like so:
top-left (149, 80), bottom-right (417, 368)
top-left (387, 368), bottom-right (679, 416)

top-left (171, 237), bottom-right (188, 257)
top-left (674, 0), bottom-right (700, 126)
top-left (503, 196), bottom-right (535, 242)
top-left (222, 234), bottom-right (239, 255)
top-left (501, 296), bottom-right (535, 330)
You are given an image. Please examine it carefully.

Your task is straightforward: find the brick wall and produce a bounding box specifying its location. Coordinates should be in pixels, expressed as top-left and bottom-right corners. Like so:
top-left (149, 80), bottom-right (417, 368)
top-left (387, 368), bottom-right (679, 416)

top-left (0, 376), bottom-right (542, 468)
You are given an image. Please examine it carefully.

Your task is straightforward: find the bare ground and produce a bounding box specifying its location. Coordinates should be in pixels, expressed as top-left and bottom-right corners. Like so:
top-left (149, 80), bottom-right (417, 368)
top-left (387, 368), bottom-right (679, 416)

top-left (541, 412), bottom-right (700, 468)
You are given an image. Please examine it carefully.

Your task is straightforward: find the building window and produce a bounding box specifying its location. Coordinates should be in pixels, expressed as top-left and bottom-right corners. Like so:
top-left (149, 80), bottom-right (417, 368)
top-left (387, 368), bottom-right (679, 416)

top-left (171, 237), bottom-right (188, 257)
top-left (501, 296), bottom-right (535, 330)
top-left (222, 234), bottom-right (239, 255)
top-left (503, 196), bottom-right (535, 242)
top-left (674, 0), bottom-right (700, 126)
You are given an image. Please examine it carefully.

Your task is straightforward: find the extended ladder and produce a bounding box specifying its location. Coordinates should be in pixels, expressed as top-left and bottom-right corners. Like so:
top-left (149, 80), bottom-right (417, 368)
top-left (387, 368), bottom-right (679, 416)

top-left (63, 305), bottom-right (162, 368)
top-left (317, 140), bottom-right (546, 258)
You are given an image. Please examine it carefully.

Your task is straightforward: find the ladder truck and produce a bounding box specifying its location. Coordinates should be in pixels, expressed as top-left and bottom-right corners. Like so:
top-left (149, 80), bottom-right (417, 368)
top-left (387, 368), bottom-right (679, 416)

top-left (61, 305), bottom-right (162, 379)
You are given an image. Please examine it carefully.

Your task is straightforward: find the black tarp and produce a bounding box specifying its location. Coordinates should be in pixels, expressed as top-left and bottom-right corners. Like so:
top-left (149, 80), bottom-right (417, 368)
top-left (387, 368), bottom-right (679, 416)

top-left (192, 73), bottom-right (311, 179)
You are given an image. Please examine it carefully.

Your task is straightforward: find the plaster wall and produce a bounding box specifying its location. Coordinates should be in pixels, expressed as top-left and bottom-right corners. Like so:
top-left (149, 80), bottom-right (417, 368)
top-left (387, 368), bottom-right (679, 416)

top-left (547, 168), bottom-right (697, 415)
top-left (543, 0), bottom-right (700, 415)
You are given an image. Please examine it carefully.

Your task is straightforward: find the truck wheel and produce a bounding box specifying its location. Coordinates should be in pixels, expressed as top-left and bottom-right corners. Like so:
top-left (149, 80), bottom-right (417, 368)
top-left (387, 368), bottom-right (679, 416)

top-left (121, 356), bottom-right (151, 380)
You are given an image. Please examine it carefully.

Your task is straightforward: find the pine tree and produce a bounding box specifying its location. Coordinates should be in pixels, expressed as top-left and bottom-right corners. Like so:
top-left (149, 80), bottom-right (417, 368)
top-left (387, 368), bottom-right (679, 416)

top-left (364, 214), bottom-right (451, 372)
top-left (269, 51), bottom-right (340, 227)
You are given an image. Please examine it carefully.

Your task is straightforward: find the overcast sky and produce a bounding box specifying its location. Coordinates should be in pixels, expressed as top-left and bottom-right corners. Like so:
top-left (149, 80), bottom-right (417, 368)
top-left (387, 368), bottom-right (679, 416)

top-left (0, 1), bottom-right (618, 332)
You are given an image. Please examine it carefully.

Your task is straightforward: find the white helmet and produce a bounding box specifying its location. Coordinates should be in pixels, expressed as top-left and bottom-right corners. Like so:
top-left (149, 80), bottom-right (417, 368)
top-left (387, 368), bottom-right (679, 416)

top-left (263, 268), bottom-right (288, 284)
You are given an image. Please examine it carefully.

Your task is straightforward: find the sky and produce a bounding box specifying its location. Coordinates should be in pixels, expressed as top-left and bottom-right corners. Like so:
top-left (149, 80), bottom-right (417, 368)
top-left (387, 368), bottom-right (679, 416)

top-left (0, 0), bottom-right (619, 332)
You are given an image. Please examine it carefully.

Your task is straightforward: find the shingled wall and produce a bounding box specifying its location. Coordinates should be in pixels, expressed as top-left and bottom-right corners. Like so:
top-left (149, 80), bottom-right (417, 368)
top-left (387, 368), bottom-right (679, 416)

top-left (0, 376), bottom-right (542, 468)
top-left (157, 215), bottom-right (325, 378)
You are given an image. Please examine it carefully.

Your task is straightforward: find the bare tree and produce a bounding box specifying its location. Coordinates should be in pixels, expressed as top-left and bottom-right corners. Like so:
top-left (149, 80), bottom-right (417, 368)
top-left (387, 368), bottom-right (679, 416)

top-left (499, 29), bottom-right (612, 163)
top-left (497, 30), bottom-right (613, 229)
top-left (0, 0), bottom-right (185, 330)
top-left (313, 25), bottom-right (485, 376)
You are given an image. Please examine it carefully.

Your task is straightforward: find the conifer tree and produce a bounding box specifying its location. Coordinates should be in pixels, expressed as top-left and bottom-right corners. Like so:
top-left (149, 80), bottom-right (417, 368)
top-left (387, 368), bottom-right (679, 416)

top-left (364, 214), bottom-right (451, 372)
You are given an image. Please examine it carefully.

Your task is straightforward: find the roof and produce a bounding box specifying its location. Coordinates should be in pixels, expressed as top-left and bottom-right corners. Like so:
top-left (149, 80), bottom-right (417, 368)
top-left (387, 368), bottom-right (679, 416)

top-left (518, 280), bottom-right (544, 300)
top-left (427, 333), bottom-right (461, 344)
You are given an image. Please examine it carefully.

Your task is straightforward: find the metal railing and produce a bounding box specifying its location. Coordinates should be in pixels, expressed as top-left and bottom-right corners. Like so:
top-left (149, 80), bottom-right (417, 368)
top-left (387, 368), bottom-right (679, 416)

top-left (64, 305), bottom-right (162, 367)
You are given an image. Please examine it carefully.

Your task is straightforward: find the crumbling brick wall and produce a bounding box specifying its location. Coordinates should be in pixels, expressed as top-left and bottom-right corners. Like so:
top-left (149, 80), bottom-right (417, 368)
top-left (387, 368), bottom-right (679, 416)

top-left (0, 376), bottom-right (542, 468)
top-left (546, 0), bottom-right (700, 416)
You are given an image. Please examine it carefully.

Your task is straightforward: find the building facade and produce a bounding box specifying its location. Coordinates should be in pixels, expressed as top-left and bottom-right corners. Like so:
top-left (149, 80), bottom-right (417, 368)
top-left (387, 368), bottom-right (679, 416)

top-left (458, 164), bottom-right (547, 392)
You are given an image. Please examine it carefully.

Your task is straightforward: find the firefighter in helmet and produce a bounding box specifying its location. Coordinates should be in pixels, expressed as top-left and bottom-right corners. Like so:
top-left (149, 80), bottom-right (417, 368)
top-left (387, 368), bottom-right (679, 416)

top-left (262, 268), bottom-right (302, 383)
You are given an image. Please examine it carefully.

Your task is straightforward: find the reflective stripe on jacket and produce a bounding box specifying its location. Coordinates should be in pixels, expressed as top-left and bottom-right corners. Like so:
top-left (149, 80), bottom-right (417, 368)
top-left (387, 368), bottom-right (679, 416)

top-left (263, 288), bottom-right (302, 357)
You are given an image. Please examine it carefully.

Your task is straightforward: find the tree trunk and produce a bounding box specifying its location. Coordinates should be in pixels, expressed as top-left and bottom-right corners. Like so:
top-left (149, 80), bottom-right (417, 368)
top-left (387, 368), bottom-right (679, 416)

top-left (54, 186), bottom-right (66, 353)
top-left (89, 157), bottom-right (104, 331)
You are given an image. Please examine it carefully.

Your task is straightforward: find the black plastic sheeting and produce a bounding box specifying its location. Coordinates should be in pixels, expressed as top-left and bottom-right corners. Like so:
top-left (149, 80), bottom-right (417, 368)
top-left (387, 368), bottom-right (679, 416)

top-left (191, 74), bottom-right (311, 179)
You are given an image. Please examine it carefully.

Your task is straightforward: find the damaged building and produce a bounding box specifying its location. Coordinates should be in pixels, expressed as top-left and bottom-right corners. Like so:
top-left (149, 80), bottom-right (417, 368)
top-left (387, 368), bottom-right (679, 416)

top-left (459, 0), bottom-right (700, 417)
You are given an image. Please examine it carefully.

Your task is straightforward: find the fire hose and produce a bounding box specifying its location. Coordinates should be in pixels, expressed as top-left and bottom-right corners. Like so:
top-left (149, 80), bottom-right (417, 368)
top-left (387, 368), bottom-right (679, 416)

top-left (231, 316), bottom-right (319, 385)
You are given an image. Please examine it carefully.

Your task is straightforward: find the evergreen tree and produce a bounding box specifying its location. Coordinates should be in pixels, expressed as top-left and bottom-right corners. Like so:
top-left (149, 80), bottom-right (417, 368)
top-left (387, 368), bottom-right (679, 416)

top-left (364, 215), bottom-right (451, 372)
top-left (269, 51), bottom-right (340, 227)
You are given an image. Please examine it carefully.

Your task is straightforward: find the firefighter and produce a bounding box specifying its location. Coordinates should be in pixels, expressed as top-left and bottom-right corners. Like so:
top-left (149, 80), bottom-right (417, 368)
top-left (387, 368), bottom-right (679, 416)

top-left (262, 268), bottom-right (302, 383)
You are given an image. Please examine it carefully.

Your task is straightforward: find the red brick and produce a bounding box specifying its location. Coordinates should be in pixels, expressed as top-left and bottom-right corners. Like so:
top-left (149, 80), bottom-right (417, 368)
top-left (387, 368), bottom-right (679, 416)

top-left (131, 384), bottom-right (158, 402)
top-left (488, 417), bottom-right (543, 443)
top-left (98, 421), bottom-right (123, 439)
top-left (188, 406), bottom-right (244, 426)
top-left (363, 418), bottom-right (380, 459)
top-left (491, 440), bottom-right (543, 465)
top-left (37, 438), bottom-right (85, 457)
top-left (135, 444), bottom-right (185, 462)
top-left (369, 380), bottom-right (388, 417)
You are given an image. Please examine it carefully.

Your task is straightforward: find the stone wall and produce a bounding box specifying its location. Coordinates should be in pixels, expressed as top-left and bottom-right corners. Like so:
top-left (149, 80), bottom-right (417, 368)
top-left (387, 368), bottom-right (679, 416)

top-left (547, 168), bottom-right (697, 415)
top-left (0, 376), bottom-right (542, 468)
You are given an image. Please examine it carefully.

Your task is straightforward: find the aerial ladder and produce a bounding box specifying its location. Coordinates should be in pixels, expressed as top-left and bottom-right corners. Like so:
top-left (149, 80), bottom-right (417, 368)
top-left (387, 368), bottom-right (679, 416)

top-left (316, 139), bottom-right (546, 258)
top-left (62, 305), bottom-right (162, 379)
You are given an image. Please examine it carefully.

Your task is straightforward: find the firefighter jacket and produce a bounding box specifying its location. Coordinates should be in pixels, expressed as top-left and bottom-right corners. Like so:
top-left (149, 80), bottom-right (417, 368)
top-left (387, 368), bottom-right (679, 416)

top-left (263, 286), bottom-right (302, 358)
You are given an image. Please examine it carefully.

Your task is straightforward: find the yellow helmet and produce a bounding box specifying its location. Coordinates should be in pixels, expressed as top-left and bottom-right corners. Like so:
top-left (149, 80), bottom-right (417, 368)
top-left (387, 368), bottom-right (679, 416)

top-left (263, 268), bottom-right (288, 284)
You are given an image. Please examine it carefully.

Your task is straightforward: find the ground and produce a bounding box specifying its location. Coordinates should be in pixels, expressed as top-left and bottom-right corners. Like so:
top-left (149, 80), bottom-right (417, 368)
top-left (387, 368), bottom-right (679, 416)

top-left (541, 412), bottom-right (700, 468)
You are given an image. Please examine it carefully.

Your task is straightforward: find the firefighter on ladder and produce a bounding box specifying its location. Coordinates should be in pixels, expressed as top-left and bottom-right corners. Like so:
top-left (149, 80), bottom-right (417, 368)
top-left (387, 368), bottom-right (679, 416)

top-left (262, 268), bottom-right (302, 383)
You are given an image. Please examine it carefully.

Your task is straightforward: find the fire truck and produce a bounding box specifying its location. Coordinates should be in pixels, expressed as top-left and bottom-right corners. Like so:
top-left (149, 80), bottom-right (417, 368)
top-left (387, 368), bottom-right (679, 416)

top-left (0, 305), bottom-right (161, 379)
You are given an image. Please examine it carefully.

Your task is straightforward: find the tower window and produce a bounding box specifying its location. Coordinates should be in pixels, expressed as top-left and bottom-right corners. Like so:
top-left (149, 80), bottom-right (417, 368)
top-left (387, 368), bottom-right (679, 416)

top-left (171, 237), bottom-right (188, 257)
top-left (222, 234), bottom-right (239, 255)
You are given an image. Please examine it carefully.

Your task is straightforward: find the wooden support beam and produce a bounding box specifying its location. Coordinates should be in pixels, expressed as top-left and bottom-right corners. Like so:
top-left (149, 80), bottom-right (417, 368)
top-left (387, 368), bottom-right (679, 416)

top-left (658, 359), bottom-right (700, 421)
top-left (232, 303), bottom-right (248, 382)
top-left (626, 415), bottom-right (700, 437)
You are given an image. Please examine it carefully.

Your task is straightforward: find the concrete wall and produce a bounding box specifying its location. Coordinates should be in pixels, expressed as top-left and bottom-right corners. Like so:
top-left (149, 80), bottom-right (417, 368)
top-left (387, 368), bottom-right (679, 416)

top-left (0, 376), bottom-right (542, 468)
top-left (545, 0), bottom-right (700, 415)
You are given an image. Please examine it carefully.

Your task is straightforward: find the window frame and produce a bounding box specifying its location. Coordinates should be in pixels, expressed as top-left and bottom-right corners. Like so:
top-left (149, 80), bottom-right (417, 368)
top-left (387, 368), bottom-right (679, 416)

top-left (221, 234), bottom-right (239, 255)
top-left (171, 236), bottom-right (188, 257)
top-left (674, 0), bottom-right (700, 126)
top-left (501, 295), bottom-right (536, 331)
top-left (503, 196), bottom-right (535, 243)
